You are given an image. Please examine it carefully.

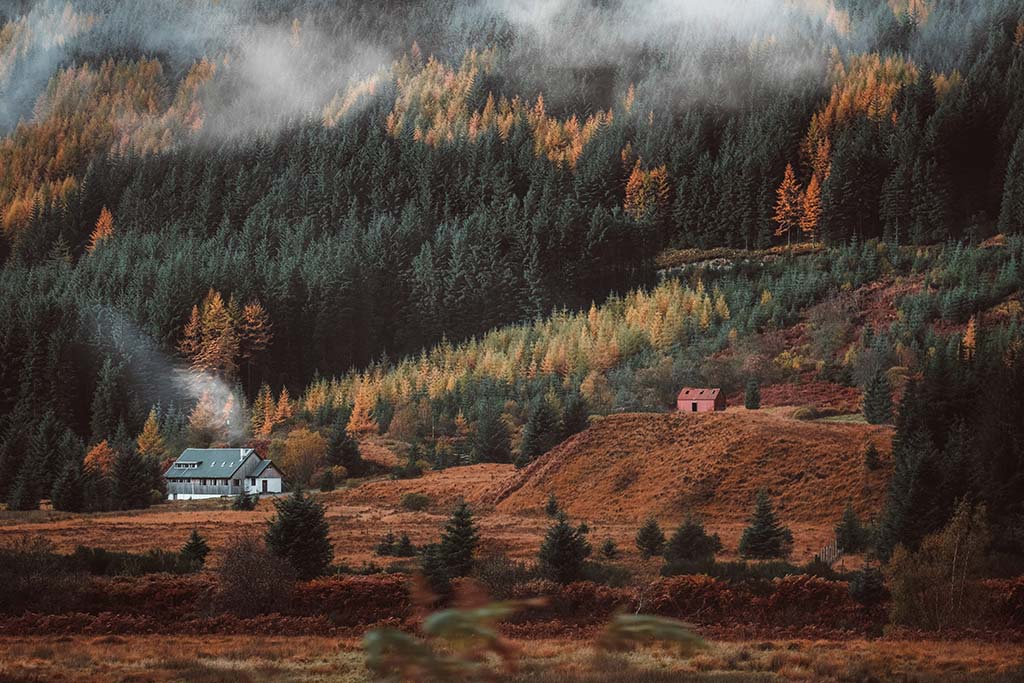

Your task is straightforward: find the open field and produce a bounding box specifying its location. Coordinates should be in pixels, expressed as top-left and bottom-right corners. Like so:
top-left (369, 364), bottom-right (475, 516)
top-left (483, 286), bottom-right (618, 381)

top-left (0, 409), bottom-right (890, 570)
top-left (0, 635), bottom-right (1021, 683)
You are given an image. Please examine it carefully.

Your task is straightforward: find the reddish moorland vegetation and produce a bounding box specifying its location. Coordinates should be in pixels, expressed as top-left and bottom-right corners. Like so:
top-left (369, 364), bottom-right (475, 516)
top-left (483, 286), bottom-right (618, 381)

top-left (2, 572), bottom-right (1021, 641)
top-left (492, 410), bottom-right (890, 528)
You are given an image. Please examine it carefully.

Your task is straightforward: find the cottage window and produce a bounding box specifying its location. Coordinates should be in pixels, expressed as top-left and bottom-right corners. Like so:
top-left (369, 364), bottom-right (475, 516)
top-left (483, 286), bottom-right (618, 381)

top-left (251, 477), bottom-right (256, 485)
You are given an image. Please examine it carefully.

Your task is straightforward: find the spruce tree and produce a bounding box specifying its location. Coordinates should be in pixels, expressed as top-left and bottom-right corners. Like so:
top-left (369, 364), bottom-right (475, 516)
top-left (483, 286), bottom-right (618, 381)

top-left (472, 404), bottom-right (511, 463)
top-left (419, 542), bottom-right (451, 595)
top-left (664, 517), bottom-right (722, 564)
top-left (438, 501), bottom-right (479, 578)
top-left (516, 399), bottom-right (560, 467)
top-left (600, 538), bottom-right (618, 559)
top-left (739, 491), bottom-right (793, 559)
top-left (744, 378), bottom-right (761, 410)
top-left (636, 517), bottom-right (666, 559)
top-left (835, 502), bottom-right (867, 554)
top-left (538, 514), bottom-right (591, 584)
top-left (180, 529), bottom-right (210, 570)
top-left (561, 392), bottom-right (589, 438)
top-left (864, 441), bottom-right (881, 470)
top-left (7, 468), bottom-right (40, 511)
top-left (863, 369), bottom-right (893, 424)
top-left (51, 460), bottom-right (85, 512)
top-left (112, 446), bottom-right (152, 510)
top-left (90, 358), bottom-right (122, 445)
top-left (326, 413), bottom-right (363, 476)
top-left (545, 493), bottom-right (560, 517)
top-left (265, 489), bottom-right (334, 579)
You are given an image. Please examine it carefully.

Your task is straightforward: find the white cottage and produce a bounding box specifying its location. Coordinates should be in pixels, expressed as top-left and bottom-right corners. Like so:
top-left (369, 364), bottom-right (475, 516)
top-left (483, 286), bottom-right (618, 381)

top-left (164, 448), bottom-right (284, 500)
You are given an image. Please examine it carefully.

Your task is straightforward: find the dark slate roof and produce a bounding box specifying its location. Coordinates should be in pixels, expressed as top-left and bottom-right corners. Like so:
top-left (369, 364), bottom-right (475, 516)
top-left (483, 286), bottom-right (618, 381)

top-left (164, 448), bottom-right (255, 479)
top-left (251, 460), bottom-right (281, 478)
top-left (676, 387), bottom-right (721, 400)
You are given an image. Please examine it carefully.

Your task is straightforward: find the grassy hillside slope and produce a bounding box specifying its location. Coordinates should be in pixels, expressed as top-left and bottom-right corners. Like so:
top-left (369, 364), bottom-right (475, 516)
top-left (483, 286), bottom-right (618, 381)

top-left (492, 409), bottom-right (890, 527)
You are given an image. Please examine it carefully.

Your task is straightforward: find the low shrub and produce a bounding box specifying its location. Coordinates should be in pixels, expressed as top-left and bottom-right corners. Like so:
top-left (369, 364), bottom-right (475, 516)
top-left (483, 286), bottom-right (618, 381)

top-left (232, 492), bottom-right (259, 510)
top-left (662, 558), bottom-right (800, 581)
top-left (581, 561), bottom-right (632, 588)
top-left (848, 567), bottom-right (887, 606)
top-left (214, 535), bottom-right (296, 617)
top-left (65, 546), bottom-right (191, 576)
top-left (473, 553), bottom-right (540, 599)
top-left (400, 492), bottom-right (431, 511)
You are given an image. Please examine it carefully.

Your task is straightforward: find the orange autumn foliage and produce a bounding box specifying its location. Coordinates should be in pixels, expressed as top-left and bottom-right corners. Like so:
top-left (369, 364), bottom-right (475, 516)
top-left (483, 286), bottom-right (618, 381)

top-left (86, 206), bottom-right (113, 252)
top-left (801, 53), bottom-right (918, 178)
top-left (0, 55), bottom-right (215, 237)
top-left (773, 164), bottom-right (802, 244)
top-left (83, 439), bottom-right (115, 476)
top-left (624, 161), bottom-right (669, 221)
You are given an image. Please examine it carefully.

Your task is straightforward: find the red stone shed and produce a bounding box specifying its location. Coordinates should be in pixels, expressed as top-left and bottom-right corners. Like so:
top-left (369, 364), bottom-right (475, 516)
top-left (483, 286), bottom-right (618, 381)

top-left (676, 387), bottom-right (726, 413)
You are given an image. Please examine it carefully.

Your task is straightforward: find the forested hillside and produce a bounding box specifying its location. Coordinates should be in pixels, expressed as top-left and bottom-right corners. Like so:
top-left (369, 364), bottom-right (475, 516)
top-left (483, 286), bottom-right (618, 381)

top-left (1, 1), bottom-right (1023, 552)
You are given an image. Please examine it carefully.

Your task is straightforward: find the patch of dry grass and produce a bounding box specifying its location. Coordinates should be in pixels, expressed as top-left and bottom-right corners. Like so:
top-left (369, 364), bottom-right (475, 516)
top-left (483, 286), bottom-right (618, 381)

top-left (1, 636), bottom-right (1021, 683)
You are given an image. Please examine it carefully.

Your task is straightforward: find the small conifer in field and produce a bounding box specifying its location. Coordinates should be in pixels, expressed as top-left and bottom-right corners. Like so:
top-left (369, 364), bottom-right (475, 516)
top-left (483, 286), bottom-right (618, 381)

top-left (636, 517), bottom-right (666, 559)
top-left (739, 491), bottom-right (793, 559)
top-left (181, 529), bottom-right (210, 570)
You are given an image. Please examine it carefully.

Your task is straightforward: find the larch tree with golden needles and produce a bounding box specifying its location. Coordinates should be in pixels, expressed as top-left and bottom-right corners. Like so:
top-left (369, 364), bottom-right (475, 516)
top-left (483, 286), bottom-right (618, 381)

top-left (86, 207), bottom-right (114, 252)
top-left (273, 387), bottom-right (294, 426)
top-left (962, 316), bottom-right (977, 361)
top-left (188, 392), bottom-right (225, 447)
top-left (238, 301), bottom-right (272, 373)
top-left (347, 383), bottom-right (378, 435)
top-left (179, 289), bottom-right (240, 379)
top-left (137, 408), bottom-right (168, 463)
top-left (773, 164), bottom-right (802, 247)
top-left (800, 174), bottom-right (822, 240)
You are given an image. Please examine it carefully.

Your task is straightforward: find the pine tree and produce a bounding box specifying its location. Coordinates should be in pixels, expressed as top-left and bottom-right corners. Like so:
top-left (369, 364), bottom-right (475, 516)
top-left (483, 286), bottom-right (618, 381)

top-left (86, 206), bottom-right (114, 252)
top-left (863, 369), bottom-right (893, 424)
top-left (51, 459), bottom-right (85, 512)
top-left (744, 378), bottom-right (761, 410)
top-left (739, 491), bottom-right (793, 559)
top-left (439, 501), bottom-right (479, 578)
top-left (180, 529), bottom-right (210, 570)
top-left (773, 163), bottom-right (802, 246)
top-left (112, 446), bottom-right (152, 510)
top-left (664, 517), bottom-right (722, 564)
top-left (538, 513), bottom-right (591, 584)
top-left (835, 502), bottom-right (868, 554)
top-left (600, 538), bottom-right (618, 559)
top-left (265, 489), bottom-right (334, 579)
top-left (636, 517), bottom-right (666, 559)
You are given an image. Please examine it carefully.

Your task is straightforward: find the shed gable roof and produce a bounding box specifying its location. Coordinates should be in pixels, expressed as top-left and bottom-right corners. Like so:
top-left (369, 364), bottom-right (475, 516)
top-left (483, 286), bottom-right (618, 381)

top-left (163, 448), bottom-right (256, 479)
top-left (251, 460), bottom-right (282, 478)
top-left (676, 387), bottom-right (721, 401)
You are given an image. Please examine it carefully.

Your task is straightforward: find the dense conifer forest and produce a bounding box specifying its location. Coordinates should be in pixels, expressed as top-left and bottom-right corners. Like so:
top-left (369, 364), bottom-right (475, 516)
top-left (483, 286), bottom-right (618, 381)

top-left (1, 0), bottom-right (1023, 557)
